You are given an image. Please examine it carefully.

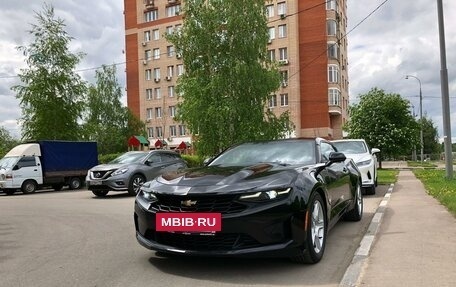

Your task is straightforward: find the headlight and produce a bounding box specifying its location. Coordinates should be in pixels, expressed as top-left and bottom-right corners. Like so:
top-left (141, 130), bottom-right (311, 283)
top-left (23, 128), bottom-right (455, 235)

top-left (239, 188), bottom-right (291, 202)
top-left (357, 159), bottom-right (372, 167)
top-left (140, 183), bottom-right (158, 201)
top-left (112, 168), bottom-right (129, 176)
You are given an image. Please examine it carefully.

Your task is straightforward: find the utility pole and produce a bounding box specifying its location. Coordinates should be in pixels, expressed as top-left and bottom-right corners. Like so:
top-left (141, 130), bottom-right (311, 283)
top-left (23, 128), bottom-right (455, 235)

top-left (437, 0), bottom-right (453, 179)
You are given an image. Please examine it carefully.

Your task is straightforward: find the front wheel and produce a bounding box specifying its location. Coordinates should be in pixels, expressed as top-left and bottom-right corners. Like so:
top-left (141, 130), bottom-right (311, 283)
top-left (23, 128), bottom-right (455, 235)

top-left (21, 180), bottom-right (37, 194)
top-left (128, 174), bottom-right (145, 196)
top-left (291, 192), bottom-right (327, 264)
top-left (344, 182), bottom-right (363, 221)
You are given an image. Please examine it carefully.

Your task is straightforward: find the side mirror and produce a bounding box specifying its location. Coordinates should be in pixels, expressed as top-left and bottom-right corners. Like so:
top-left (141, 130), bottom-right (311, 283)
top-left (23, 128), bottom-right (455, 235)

top-left (371, 148), bottom-right (381, 154)
top-left (328, 152), bottom-right (346, 163)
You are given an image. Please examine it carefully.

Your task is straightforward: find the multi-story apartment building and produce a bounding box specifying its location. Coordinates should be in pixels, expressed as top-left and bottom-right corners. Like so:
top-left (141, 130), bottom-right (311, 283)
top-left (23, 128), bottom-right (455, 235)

top-left (124, 0), bottom-right (349, 148)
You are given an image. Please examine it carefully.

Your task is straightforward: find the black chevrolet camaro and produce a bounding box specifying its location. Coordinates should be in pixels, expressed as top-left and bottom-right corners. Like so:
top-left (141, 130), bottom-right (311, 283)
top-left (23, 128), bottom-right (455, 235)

top-left (134, 138), bottom-right (363, 263)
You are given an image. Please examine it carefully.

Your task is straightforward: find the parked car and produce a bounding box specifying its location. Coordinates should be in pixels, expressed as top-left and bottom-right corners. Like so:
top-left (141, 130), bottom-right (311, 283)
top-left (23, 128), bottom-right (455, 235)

top-left (134, 138), bottom-right (362, 264)
top-left (86, 150), bottom-right (187, 197)
top-left (331, 139), bottom-right (380, 195)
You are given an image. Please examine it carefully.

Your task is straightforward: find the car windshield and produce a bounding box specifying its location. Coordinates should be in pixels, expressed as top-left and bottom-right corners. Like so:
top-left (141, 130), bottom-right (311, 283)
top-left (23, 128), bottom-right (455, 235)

top-left (109, 152), bottom-right (148, 164)
top-left (333, 141), bottom-right (367, 154)
top-left (209, 140), bottom-right (316, 167)
top-left (0, 157), bottom-right (19, 169)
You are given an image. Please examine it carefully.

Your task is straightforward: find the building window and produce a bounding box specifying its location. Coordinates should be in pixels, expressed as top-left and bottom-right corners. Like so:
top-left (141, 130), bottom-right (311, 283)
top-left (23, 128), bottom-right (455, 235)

top-left (268, 49), bottom-right (275, 61)
top-left (329, 88), bottom-right (341, 106)
top-left (166, 26), bottom-right (174, 35)
top-left (280, 70), bottom-right (288, 86)
top-left (326, 0), bottom-right (337, 11)
top-left (327, 19), bottom-right (337, 36)
top-left (168, 86), bottom-right (175, 97)
top-left (266, 5), bottom-right (274, 18)
top-left (146, 108), bottom-right (153, 120)
top-left (166, 5), bottom-right (181, 17)
top-left (167, 45), bottom-right (175, 57)
top-left (179, 125), bottom-right (186, 136)
top-left (328, 65), bottom-right (339, 83)
top-left (144, 10), bottom-right (158, 22)
top-left (155, 107), bottom-right (162, 118)
top-left (169, 106), bottom-right (176, 117)
top-left (268, 27), bottom-right (275, 41)
top-left (145, 49), bottom-right (152, 60)
top-left (167, 66), bottom-right (174, 78)
top-left (278, 24), bottom-right (287, 38)
top-left (269, 94), bottom-right (277, 108)
top-left (156, 127), bottom-right (163, 138)
top-left (147, 127), bottom-right (153, 138)
top-left (327, 42), bottom-right (339, 60)
top-left (152, 29), bottom-right (160, 40)
top-left (177, 64), bottom-right (184, 76)
top-left (277, 2), bottom-right (287, 15)
top-left (280, 93), bottom-right (289, 106)
top-left (146, 88), bottom-right (153, 100)
top-left (144, 31), bottom-right (151, 42)
top-left (154, 87), bottom-right (161, 99)
top-left (169, 125), bottom-right (177, 137)
top-left (153, 48), bottom-right (160, 60)
top-left (279, 47), bottom-right (288, 61)
top-left (145, 69), bottom-right (152, 80)
top-left (153, 68), bottom-right (160, 80)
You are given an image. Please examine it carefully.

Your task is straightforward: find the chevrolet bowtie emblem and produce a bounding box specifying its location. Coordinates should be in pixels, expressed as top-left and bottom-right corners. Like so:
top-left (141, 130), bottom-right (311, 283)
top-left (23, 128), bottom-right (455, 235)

top-left (181, 199), bottom-right (197, 207)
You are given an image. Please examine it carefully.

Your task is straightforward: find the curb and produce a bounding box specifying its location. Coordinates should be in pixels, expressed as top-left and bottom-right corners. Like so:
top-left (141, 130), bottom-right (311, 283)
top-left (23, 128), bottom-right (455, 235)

top-left (339, 183), bottom-right (394, 287)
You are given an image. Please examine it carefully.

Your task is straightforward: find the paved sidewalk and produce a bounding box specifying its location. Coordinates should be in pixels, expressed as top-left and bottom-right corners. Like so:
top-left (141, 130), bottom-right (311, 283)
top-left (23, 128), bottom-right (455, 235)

top-left (357, 170), bottom-right (456, 286)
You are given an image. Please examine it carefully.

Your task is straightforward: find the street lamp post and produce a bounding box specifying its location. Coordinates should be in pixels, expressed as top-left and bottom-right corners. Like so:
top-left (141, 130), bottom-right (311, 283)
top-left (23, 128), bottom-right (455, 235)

top-left (405, 75), bottom-right (423, 163)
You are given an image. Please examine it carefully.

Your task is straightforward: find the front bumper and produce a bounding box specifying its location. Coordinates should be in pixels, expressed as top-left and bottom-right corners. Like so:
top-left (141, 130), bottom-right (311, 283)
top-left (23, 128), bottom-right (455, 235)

top-left (86, 177), bottom-right (129, 192)
top-left (134, 193), bottom-right (307, 258)
top-left (357, 164), bottom-right (375, 187)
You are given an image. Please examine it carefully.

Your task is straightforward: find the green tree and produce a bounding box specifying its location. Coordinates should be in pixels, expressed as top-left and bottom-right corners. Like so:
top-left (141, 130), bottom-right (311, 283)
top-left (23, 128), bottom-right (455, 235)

top-left (83, 65), bottom-right (146, 154)
top-left (345, 88), bottom-right (420, 161)
top-left (420, 116), bottom-right (440, 156)
top-left (0, 127), bottom-right (20, 158)
top-left (167, 0), bottom-right (292, 157)
top-left (12, 3), bottom-right (86, 141)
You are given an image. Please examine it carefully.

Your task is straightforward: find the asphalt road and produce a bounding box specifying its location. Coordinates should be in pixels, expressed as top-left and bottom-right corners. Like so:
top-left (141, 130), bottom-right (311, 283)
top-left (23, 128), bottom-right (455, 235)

top-left (0, 186), bottom-right (387, 287)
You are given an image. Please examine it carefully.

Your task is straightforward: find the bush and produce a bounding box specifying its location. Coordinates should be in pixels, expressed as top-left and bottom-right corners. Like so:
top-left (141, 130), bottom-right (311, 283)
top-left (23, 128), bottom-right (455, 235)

top-left (182, 154), bottom-right (204, 167)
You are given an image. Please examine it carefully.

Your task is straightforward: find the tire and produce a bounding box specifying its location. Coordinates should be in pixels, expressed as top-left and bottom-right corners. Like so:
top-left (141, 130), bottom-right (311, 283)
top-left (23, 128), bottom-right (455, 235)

top-left (69, 177), bottom-right (82, 190)
top-left (344, 182), bottom-right (363, 221)
top-left (364, 184), bottom-right (376, 195)
top-left (21, 180), bottom-right (37, 194)
top-left (291, 192), bottom-right (327, 264)
top-left (128, 174), bottom-right (146, 196)
top-left (92, 190), bottom-right (109, 197)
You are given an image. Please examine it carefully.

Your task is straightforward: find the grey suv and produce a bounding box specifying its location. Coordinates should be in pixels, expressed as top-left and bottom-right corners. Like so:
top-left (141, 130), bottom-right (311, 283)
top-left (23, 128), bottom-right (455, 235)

top-left (86, 150), bottom-right (187, 197)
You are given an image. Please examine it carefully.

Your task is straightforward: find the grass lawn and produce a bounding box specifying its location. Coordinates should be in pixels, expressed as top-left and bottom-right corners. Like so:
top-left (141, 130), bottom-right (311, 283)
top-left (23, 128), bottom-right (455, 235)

top-left (377, 169), bottom-right (399, 185)
top-left (413, 169), bottom-right (456, 216)
top-left (407, 161), bottom-right (438, 168)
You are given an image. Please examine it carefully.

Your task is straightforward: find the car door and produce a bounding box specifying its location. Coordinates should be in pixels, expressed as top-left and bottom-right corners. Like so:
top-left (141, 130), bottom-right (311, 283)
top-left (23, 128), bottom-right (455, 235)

top-left (143, 153), bottom-right (165, 181)
top-left (13, 156), bottom-right (43, 186)
top-left (319, 142), bottom-right (351, 220)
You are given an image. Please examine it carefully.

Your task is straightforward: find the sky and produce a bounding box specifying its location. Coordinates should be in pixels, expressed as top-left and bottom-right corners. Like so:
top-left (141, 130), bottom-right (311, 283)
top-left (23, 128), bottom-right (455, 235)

top-left (0, 0), bottom-right (455, 142)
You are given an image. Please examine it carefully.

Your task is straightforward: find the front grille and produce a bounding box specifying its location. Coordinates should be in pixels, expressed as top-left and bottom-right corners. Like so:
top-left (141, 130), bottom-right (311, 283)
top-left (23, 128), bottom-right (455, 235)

top-left (150, 194), bottom-right (247, 214)
top-left (91, 170), bottom-right (113, 179)
top-left (151, 232), bottom-right (262, 251)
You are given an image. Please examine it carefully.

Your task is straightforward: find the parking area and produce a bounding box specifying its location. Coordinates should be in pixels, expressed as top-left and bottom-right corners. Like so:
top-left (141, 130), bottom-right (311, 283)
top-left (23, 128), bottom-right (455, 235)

top-left (0, 186), bottom-right (387, 287)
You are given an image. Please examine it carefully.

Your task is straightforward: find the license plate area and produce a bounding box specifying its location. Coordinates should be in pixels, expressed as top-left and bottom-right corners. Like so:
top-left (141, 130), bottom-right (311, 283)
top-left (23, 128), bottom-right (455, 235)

top-left (156, 212), bottom-right (222, 232)
top-left (91, 180), bottom-right (102, 185)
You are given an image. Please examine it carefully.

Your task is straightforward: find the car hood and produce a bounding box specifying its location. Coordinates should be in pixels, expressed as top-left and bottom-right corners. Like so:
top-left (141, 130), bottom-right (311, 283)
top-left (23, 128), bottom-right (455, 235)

top-left (90, 163), bottom-right (131, 171)
top-left (143, 163), bottom-right (304, 195)
top-left (342, 153), bottom-right (372, 164)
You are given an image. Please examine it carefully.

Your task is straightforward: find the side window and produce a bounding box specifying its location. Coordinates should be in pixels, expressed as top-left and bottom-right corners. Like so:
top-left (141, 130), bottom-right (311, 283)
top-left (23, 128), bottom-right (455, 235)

top-left (147, 154), bottom-right (161, 164)
top-left (160, 153), bottom-right (177, 163)
top-left (17, 156), bottom-right (37, 168)
top-left (320, 142), bottom-right (336, 162)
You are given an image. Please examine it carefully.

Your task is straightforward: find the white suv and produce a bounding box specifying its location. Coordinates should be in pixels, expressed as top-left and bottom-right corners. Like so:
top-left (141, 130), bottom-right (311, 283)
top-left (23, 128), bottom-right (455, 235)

top-left (332, 139), bottom-right (380, 195)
